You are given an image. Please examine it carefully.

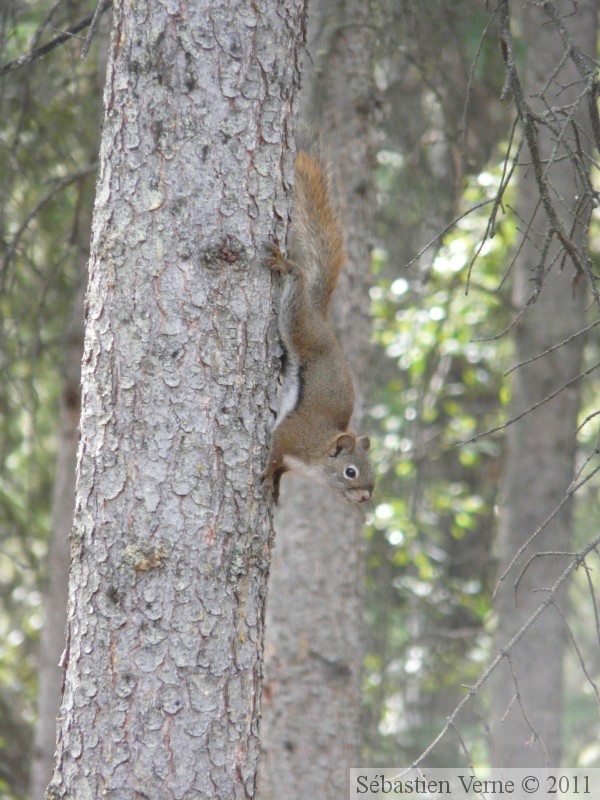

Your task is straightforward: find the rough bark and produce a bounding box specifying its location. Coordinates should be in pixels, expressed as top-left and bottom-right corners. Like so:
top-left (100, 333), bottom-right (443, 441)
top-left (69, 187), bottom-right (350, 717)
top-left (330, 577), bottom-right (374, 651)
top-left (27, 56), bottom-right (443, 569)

top-left (490, 0), bottom-right (597, 767)
top-left (47, 1), bottom-right (306, 798)
top-left (258, 0), bottom-right (376, 796)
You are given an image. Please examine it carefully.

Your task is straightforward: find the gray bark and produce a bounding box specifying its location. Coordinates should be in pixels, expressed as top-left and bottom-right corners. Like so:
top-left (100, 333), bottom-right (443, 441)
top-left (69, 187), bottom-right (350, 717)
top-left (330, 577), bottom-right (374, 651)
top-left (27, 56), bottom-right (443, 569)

top-left (491, 0), bottom-right (597, 767)
top-left (258, 0), bottom-right (376, 796)
top-left (47, 1), bottom-right (306, 798)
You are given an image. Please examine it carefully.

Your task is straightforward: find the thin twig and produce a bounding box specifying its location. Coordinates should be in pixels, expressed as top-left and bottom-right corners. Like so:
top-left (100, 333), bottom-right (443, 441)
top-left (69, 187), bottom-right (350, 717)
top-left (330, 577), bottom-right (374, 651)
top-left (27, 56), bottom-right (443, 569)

top-left (0, 0), bottom-right (112, 77)
top-left (550, 599), bottom-right (600, 708)
top-left (81, 0), bottom-right (108, 60)
top-left (1, 166), bottom-right (97, 274)
top-left (494, 463), bottom-right (600, 597)
top-left (409, 533), bottom-right (600, 769)
top-left (401, 199), bottom-right (495, 271)
top-left (541, 0), bottom-right (600, 152)
top-left (581, 560), bottom-right (600, 647)
top-left (498, 0), bottom-right (592, 287)
top-left (504, 318), bottom-right (600, 376)
top-left (459, 361), bottom-right (600, 448)
top-left (505, 650), bottom-right (551, 763)
top-left (513, 551), bottom-right (576, 605)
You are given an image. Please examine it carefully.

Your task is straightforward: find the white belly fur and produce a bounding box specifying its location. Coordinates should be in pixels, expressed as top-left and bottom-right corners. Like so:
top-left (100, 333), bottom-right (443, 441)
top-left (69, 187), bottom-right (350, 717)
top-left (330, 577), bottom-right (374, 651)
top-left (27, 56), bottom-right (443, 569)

top-left (274, 274), bottom-right (301, 429)
top-left (274, 351), bottom-right (300, 428)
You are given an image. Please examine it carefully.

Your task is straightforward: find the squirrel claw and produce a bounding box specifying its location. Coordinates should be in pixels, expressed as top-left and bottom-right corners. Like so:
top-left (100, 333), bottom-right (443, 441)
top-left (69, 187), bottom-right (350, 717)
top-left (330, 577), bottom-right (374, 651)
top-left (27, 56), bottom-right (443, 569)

top-left (260, 469), bottom-right (273, 488)
top-left (265, 240), bottom-right (292, 275)
top-left (261, 466), bottom-right (281, 505)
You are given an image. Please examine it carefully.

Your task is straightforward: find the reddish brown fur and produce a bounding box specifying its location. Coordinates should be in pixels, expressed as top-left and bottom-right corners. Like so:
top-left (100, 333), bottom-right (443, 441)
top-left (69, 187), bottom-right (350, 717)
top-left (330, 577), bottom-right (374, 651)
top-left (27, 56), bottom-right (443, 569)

top-left (292, 150), bottom-right (346, 313)
top-left (263, 151), bottom-right (374, 503)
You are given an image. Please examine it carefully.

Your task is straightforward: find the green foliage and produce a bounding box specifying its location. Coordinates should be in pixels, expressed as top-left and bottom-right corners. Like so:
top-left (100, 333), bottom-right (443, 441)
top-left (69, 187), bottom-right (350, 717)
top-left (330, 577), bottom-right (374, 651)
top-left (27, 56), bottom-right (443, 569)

top-left (364, 157), bottom-right (517, 766)
top-left (364, 133), bottom-right (600, 768)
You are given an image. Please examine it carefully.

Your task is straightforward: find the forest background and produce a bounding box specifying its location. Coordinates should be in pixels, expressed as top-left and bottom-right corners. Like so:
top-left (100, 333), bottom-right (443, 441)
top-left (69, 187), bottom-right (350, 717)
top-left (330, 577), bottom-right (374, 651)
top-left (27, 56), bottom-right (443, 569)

top-left (0, 0), bottom-right (599, 798)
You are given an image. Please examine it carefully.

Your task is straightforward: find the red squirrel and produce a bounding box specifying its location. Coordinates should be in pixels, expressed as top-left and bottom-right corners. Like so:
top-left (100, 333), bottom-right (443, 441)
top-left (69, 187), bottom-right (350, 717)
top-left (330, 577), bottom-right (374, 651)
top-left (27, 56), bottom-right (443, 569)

top-left (263, 150), bottom-right (375, 504)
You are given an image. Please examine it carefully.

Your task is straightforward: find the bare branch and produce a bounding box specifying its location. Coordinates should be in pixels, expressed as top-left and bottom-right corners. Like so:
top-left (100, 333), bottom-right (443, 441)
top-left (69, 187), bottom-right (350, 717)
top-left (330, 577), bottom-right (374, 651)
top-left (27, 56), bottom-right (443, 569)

top-left (81, 0), bottom-right (109, 60)
top-left (0, 0), bottom-right (112, 77)
top-left (504, 318), bottom-right (600, 376)
top-left (409, 533), bottom-right (600, 769)
top-left (504, 650), bottom-right (551, 763)
top-left (581, 559), bottom-right (600, 647)
top-left (550, 599), bottom-right (600, 708)
top-left (494, 462), bottom-right (600, 596)
top-left (459, 361), bottom-right (600, 447)
top-left (497, 0), bottom-right (595, 296)
top-left (513, 550), bottom-right (577, 605)
top-left (1, 166), bottom-right (97, 279)
top-left (541, 0), bottom-right (600, 152)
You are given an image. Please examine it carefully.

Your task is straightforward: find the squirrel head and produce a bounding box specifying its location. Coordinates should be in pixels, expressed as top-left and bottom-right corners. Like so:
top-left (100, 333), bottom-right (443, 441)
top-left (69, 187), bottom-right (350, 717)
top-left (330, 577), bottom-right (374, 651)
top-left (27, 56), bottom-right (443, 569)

top-left (282, 432), bottom-right (375, 503)
top-left (324, 432), bottom-right (375, 504)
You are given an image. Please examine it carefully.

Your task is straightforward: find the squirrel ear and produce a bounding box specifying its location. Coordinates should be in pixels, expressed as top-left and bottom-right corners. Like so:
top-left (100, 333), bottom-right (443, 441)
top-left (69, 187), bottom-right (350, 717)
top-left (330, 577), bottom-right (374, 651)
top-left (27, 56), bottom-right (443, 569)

top-left (330, 433), bottom-right (356, 456)
top-left (357, 436), bottom-right (370, 451)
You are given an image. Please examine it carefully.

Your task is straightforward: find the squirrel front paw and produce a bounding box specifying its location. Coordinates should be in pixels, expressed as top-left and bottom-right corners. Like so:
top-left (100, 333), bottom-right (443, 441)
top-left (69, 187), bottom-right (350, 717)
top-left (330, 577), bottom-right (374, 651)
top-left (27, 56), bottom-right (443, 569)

top-left (265, 240), bottom-right (295, 276)
top-left (261, 463), bottom-right (282, 505)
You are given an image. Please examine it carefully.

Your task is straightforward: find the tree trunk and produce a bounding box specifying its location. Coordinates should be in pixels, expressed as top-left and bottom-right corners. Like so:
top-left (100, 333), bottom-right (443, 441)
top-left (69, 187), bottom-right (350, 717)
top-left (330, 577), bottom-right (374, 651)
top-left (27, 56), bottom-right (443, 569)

top-left (30, 25), bottom-right (109, 797)
top-left (30, 283), bottom-right (84, 800)
top-left (47, 1), bottom-right (306, 797)
top-left (258, 1), bottom-right (376, 796)
top-left (491, 0), bottom-right (597, 767)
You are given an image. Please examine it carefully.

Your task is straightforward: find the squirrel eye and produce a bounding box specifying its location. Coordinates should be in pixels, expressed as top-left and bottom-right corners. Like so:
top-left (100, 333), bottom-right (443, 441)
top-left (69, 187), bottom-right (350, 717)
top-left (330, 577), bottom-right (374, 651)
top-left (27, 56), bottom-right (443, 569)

top-left (344, 466), bottom-right (358, 480)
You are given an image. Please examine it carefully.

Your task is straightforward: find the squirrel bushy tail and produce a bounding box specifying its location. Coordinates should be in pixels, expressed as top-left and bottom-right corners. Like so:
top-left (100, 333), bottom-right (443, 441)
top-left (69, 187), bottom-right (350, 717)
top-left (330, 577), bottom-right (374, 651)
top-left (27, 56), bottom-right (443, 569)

top-left (292, 151), bottom-right (346, 314)
top-left (262, 148), bottom-right (375, 504)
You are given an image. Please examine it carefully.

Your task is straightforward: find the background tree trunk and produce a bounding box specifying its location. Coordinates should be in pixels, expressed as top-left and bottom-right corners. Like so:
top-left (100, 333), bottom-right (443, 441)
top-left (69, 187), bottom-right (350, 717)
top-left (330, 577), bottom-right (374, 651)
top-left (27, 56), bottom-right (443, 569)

top-left (30, 283), bottom-right (84, 800)
top-left (490, 0), bottom-right (597, 767)
top-left (258, 0), bottom-right (376, 796)
top-left (30, 28), bottom-right (107, 794)
top-left (47, 1), bottom-right (306, 797)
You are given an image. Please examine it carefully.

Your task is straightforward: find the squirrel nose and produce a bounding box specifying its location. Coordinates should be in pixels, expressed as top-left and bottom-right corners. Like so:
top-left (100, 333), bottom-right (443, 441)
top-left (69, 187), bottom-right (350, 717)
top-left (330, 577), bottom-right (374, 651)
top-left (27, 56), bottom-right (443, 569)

top-left (357, 490), bottom-right (371, 503)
